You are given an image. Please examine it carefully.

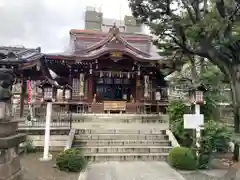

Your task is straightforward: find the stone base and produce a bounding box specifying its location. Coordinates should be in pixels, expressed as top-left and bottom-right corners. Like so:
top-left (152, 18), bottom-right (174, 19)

top-left (0, 133), bottom-right (26, 149)
top-left (0, 149), bottom-right (22, 180)
top-left (39, 153), bottom-right (52, 162)
top-left (0, 132), bottom-right (26, 180)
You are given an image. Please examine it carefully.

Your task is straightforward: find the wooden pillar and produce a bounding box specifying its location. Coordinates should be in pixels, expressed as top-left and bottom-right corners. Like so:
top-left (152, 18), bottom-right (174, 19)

top-left (20, 80), bottom-right (25, 118)
top-left (88, 64), bottom-right (93, 102)
top-left (156, 103), bottom-right (159, 114)
top-left (135, 66), bottom-right (141, 102)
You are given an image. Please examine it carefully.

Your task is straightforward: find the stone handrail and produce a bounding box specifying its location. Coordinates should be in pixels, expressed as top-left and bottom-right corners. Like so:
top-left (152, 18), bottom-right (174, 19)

top-left (64, 128), bottom-right (76, 151)
top-left (166, 129), bottom-right (180, 147)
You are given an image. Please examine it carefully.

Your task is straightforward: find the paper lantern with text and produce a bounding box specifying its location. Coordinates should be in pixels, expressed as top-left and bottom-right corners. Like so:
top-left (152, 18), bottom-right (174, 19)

top-left (65, 86), bottom-right (72, 100)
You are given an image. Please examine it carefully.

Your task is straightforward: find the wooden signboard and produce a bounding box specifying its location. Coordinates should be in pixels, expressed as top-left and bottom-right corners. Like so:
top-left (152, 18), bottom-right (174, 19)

top-left (104, 101), bottom-right (126, 111)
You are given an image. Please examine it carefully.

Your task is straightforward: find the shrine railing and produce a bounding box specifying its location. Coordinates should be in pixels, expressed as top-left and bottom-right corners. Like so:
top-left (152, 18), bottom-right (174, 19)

top-left (18, 112), bottom-right (72, 129)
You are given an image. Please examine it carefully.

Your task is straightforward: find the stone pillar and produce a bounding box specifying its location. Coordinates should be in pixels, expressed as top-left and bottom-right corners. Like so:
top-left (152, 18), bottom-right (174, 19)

top-left (40, 102), bottom-right (52, 161)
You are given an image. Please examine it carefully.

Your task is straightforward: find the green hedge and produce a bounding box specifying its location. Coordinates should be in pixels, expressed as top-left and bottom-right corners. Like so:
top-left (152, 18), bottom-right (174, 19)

top-left (56, 148), bottom-right (87, 172)
top-left (168, 147), bottom-right (197, 170)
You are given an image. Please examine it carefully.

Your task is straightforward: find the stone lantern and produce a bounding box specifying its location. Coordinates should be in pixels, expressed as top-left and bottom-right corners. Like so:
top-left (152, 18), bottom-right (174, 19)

top-left (0, 68), bottom-right (25, 180)
top-left (42, 83), bottom-right (54, 102)
top-left (38, 80), bottom-right (58, 161)
top-left (189, 84), bottom-right (207, 105)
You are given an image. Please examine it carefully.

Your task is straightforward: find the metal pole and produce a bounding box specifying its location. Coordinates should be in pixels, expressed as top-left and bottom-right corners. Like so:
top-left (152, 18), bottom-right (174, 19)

top-left (195, 104), bottom-right (201, 149)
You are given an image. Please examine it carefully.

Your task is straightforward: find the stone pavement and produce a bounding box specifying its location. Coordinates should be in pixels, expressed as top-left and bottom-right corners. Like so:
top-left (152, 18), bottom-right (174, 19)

top-left (79, 161), bottom-right (186, 180)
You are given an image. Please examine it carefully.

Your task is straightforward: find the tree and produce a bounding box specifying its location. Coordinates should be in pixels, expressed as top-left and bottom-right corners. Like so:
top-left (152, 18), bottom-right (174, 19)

top-left (167, 59), bottom-right (227, 120)
top-left (128, 0), bottom-right (240, 133)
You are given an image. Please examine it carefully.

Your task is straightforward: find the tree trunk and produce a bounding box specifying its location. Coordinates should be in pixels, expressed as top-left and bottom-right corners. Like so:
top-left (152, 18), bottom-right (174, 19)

top-left (199, 57), bottom-right (205, 74)
top-left (229, 66), bottom-right (240, 161)
top-left (189, 55), bottom-right (198, 83)
top-left (229, 67), bottom-right (240, 133)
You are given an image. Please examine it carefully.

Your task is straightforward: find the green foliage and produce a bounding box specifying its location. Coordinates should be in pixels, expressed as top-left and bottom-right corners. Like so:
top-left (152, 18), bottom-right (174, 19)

top-left (198, 120), bottom-right (233, 168)
top-left (129, 0), bottom-right (240, 50)
top-left (23, 138), bottom-right (36, 154)
top-left (56, 148), bottom-right (87, 172)
top-left (201, 95), bottom-right (220, 121)
top-left (202, 120), bottom-right (232, 153)
top-left (167, 101), bottom-right (193, 147)
top-left (167, 100), bottom-right (232, 169)
top-left (168, 147), bottom-right (197, 170)
top-left (167, 100), bottom-right (187, 123)
top-left (169, 60), bottom-right (225, 121)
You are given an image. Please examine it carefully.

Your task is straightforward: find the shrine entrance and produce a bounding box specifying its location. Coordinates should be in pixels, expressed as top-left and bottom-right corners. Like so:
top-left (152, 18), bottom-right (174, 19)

top-left (95, 77), bottom-right (133, 102)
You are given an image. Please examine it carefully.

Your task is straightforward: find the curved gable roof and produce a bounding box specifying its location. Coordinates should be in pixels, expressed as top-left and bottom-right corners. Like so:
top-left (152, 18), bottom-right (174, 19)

top-left (70, 25), bottom-right (153, 57)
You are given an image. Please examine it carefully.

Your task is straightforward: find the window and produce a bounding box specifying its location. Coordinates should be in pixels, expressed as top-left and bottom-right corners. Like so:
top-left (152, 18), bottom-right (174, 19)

top-left (96, 78), bottom-right (104, 84)
top-left (105, 78), bottom-right (112, 84)
top-left (114, 78), bottom-right (122, 84)
top-left (123, 78), bottom-right (130, 85)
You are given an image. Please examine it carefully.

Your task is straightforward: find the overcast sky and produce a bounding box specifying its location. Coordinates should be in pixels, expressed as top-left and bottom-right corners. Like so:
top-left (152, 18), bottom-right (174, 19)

top-left (0, 0), bottom-right (132, 53)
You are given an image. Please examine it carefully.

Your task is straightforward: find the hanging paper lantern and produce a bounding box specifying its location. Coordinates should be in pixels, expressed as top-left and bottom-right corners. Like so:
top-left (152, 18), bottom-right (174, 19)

top-left (155, 92), bottom-right (161, 101)
top-left (127, 72), bottom-right (130, 79)
top-left (65, 89), bottom-right (71, 100)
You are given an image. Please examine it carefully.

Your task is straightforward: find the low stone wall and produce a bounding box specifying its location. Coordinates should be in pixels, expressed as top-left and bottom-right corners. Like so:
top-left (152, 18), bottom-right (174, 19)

top-left (24, 135), bottom-right (68, 151)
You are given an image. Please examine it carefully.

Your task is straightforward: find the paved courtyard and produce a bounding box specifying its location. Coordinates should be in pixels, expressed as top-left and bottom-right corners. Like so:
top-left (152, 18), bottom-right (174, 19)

top-left (20, 153), bottom-right (79, 180)
top-left (79, 161), bottom-right (186, 180)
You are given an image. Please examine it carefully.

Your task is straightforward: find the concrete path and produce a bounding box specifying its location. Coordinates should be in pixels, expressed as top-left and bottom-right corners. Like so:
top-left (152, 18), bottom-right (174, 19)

top-left (79, 161), bottom-right (186, 180)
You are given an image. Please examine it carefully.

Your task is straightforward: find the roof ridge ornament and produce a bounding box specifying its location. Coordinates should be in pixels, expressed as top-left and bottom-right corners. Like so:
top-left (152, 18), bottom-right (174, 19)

top-left (109, 23), bottom-right (120, 36)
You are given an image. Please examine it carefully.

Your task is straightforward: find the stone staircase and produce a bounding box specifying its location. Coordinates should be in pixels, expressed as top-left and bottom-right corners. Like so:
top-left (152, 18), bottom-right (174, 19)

top-left (71, 114), bottom-right (173, 161)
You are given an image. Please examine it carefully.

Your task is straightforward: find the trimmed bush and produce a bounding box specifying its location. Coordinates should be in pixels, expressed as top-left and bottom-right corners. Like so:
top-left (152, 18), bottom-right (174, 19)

top-left (168, 147), bottom-right (197, 170)
top-left (56, 148), bottom-right (87, 172)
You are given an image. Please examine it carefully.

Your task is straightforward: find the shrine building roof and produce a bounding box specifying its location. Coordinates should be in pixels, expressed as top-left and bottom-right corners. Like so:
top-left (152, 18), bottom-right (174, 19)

top-left (46, 25), bottom-right (165, 62)
top-left (0, 46), bottom-right (43, 68)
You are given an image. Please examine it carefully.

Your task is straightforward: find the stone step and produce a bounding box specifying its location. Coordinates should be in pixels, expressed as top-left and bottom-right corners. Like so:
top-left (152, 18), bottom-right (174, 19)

top-left (84, 153), bottom-right (169, 161)
top-left (72, 122), bottom-right (169, 130)
top-left (71, 114), bottom-right (168, 118)
top-left (77, 146), bottom-right (172, 154)
top-left (72, 115), bottom-right (168, 123)
top-left (74, 134), bottom-right (169, 141)
top-left (72, 139), bottom-right (171, 146)
top-left (76, 129), bottom-right (166, 134)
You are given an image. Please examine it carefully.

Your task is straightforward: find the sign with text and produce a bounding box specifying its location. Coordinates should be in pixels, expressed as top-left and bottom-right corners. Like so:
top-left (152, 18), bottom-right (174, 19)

top-left (183, 114), bottom-right (204, 129)
top-left (104, 101), bottom-right (126, 111)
